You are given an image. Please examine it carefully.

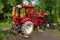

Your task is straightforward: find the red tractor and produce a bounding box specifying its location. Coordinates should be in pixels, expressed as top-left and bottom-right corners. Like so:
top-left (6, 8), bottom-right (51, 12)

top-left (12, 4), bottom-right (47, 35)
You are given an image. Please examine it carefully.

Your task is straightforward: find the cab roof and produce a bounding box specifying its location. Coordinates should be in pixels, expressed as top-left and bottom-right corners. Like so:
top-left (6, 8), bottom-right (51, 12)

top-left (21, 4), bottom-right (34, 8)
top-left (15, 4), bottom-right (34, 8)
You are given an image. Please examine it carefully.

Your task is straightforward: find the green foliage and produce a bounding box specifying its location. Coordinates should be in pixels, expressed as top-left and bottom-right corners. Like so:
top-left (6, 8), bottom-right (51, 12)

top-left (34, 0), bottom-right (60, 23)
top-left (7, 0), bottom-right (16, 6)
top-left (0, 0), bottom-right (4, 13)
top-left (0, 30), bottom-right (13, 40)
top-left (0, 20), bottom-right (12, 27)
top-left (34, 4), bottom-right (40, 13)
top-left (56, 27), bottom-right (60, 32)
top-left (0, 3), bottom-right (4, 12)
top-left (0, 33), bottom-right (5, 40)
top-left (16, 0), bottom-right (23, 4)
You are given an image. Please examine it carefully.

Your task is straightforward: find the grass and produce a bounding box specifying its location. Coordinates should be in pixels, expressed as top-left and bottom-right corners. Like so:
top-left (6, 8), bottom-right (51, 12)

top-left (32, 29), bottom-right (39, 34)
top-left (0, 20), bottom-right (12, 26)
top-left (0, 20), bottom-right (13, 40)
top-left (0, 20), bottom-right (12, 29)
top-left (52, 27), bottom-right (60, 37)
top-left (0, 30), bottom-right (13, 40)
top-left (57, 18), bottom-right (60, 22)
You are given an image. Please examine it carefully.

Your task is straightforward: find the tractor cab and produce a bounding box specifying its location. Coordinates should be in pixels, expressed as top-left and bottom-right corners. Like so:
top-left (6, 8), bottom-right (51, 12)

top-left (12, 4), bottom-right (34, 24)
top-left (12, 4), bottom-right (34, 17)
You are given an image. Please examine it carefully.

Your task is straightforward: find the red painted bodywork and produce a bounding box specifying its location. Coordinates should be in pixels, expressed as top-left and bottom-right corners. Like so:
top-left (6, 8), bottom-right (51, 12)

top-left (12, 4), bottom-right (47, 26)
top-left (21, 4), bottom-right (34, 8)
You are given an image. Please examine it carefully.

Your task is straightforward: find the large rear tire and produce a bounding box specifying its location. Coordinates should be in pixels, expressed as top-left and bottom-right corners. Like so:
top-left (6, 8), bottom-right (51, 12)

top-left (21, 21), bottom-right (34, 35)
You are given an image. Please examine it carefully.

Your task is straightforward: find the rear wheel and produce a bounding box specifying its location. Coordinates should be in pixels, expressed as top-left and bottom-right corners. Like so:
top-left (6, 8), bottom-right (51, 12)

top-left (21, 21), bottom-right (34, 35)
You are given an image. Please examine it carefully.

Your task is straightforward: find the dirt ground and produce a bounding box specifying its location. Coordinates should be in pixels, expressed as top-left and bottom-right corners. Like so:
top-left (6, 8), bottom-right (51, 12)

top-left (4, 29), bottom-right (60, 40)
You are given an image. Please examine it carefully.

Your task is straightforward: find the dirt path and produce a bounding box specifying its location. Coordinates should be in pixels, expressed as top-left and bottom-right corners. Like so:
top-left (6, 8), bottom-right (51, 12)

top-left (4, 29), bottom-right (60, 40)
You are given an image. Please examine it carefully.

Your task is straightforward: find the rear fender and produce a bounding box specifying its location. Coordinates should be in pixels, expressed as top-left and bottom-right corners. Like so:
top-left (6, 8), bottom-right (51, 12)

top-left (21, 18), bottom-right (31, 23)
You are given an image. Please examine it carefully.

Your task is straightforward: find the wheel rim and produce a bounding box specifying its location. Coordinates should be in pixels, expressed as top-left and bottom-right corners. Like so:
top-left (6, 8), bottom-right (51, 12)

top-left (21, 21), bottom-right (34, 35)
top-left (25, 24), bottom-right (33, 34)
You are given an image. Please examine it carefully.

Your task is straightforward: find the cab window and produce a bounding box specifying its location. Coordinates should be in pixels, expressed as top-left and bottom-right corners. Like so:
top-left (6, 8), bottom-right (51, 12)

top-left (16, 7), bottom-right (29, 18)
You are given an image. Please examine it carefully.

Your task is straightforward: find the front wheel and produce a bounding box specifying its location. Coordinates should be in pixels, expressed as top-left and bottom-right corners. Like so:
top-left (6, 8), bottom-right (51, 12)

top-left (11, 22), bottom-right (18, 35)
top-left (21, 21), bottom-right (34, 35)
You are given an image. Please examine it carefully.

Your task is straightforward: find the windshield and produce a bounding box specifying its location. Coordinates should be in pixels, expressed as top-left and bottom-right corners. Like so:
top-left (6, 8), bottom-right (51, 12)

top-left (16, 8), bottom-right (28, 18)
